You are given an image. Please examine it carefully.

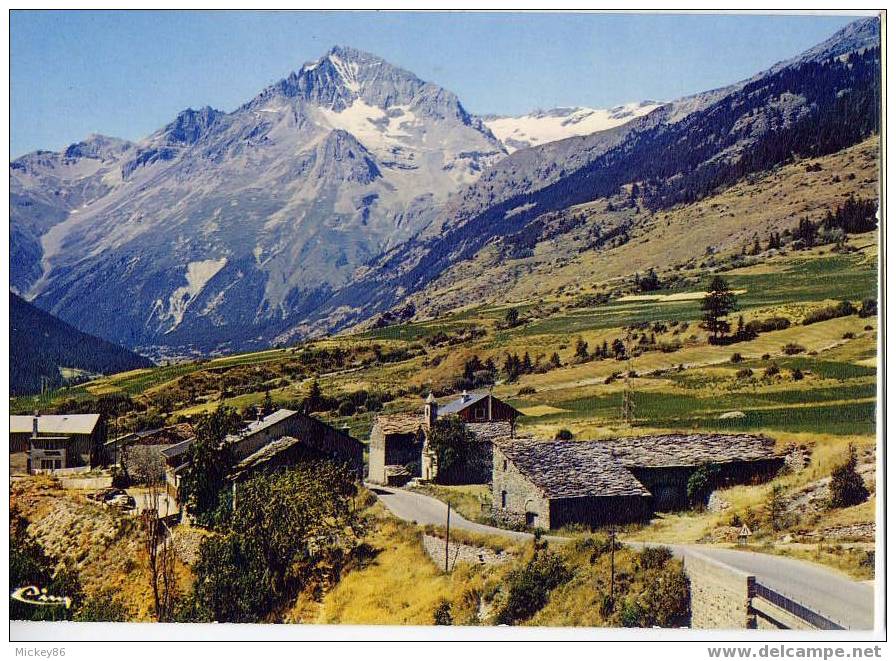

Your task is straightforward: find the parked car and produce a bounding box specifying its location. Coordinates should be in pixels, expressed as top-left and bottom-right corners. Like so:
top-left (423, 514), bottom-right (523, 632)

top-left (105, 493), bottom-right (136, 510)
top-left (88, 487), bottom-right (125, 503)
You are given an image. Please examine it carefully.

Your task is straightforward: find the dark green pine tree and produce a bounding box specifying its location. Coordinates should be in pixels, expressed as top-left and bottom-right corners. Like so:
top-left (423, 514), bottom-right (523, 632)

top-left (701, 276), bottom-right (738, 341)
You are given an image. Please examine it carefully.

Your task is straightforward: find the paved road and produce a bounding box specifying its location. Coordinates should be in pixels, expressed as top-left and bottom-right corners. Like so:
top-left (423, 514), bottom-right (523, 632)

top-left (368, 484), bottom-right (875, 630)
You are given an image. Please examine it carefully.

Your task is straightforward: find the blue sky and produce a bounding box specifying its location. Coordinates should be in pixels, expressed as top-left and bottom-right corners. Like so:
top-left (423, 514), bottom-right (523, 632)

top-left (10, 10), bottom-right (869, 157)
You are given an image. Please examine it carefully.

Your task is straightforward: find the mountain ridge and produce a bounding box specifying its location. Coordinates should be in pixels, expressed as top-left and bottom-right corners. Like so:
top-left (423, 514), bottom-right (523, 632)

top-left (10, 292), bottom-right (154, 396)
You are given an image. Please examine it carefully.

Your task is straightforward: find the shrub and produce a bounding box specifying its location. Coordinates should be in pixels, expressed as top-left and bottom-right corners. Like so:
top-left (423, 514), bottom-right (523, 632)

top-left (75, 588), bottom-right (134, 622)
top-left (791, 368), bottom-right (804, 381)
top-left (554, 429), bottom-right (574, 440)
top-left (761, 353), bottom-right (771, 361)
top-left (766, 485), bottom-right (789, 531)
top-left (493, 549), bottom-right (573, 625)
top-left (782, 343), bottom-right (806, 355)
top-left (337, 400), bottom-right (357, 416)
top-left (736, 368), bottom-right (754, 380)
top-left (864, 325), bottom-right (873, 332)
top-left (433, 599), bottom-right (453, 625)
top-left (687, 464), bottom-right (720, 507)
top-left (764, 363), bottom-right (780, 378)
top-left (828, 444), bottom-right (870, 509)
top-left (620, 601), bottom-right (644, 628)
top-left (517, 386), bottom-right (536, 396)
top-left (803, 300), bottom-right (856, 325)
top-left (768, 317), bottom-right (791, 330)
top-left (843, 332), bottom-right (856, 339)
top-left (858, 299), bottom-right (877, 318)
top-left (730, 353), bottom-right (744, 363)
top-left (638, 546), bottom-right (673, 570)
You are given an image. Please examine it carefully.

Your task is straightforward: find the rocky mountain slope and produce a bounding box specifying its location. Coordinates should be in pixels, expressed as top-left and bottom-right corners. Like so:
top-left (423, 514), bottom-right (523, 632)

top-left (12, 46), bottom-right (505, 357)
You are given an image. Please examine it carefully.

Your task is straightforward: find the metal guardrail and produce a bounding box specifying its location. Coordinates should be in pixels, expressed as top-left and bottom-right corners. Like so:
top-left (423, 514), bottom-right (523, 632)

top-left (754, 582), bottom-right (847, 630)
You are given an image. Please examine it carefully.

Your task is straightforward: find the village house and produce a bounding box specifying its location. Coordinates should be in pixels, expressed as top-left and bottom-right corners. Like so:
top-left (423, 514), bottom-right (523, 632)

top-left (437, 390), bottom-right (522, 427)
top-left (492, 434), bottom-right (784, 529)
top-left (10, 413), bottom-right (106, 474)
top-left (163, 408), bottom-right (364, 504)
top-left (368, 391), bottom-right (522, 485)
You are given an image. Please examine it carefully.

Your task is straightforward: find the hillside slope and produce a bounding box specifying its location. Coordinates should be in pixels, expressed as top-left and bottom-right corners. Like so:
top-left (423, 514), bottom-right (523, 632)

top-left (10, 292), bottom-right (154, 395)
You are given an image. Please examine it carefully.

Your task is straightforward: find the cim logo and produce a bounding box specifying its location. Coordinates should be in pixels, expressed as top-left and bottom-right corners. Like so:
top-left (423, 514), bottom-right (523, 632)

top-left (10, 586), bottom-right (72, 609)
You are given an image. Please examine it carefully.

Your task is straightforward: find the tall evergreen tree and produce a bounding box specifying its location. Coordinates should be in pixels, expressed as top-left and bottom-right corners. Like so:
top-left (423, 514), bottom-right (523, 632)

top-left (701, 276), bottom-right (738, 341)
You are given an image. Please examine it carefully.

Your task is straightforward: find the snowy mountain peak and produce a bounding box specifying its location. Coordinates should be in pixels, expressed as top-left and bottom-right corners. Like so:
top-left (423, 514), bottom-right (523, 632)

top-left (484, 101), bottom-right (663, 153)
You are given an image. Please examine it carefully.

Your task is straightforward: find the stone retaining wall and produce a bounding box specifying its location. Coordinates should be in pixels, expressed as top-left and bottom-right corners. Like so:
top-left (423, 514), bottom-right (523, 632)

top-left (684, 551), bottom-right (755, 629)
top-left (421, 534), bottom-right (510, 571)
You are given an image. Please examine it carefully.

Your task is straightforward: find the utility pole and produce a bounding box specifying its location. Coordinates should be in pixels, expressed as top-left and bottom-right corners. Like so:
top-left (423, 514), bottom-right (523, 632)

top-left (445, 500), bottom-right (451, 573)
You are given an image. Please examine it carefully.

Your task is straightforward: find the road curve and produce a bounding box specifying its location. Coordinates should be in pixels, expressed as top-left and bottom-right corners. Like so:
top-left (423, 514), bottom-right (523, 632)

top-left (367, 484), bottom-right (875, 630)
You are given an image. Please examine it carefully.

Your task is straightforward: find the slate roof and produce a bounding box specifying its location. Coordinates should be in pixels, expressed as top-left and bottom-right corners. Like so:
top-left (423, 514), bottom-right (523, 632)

top-left (602, 433), bottom-right (778, 468)
top-left (11, 414), bottom-right (101, 435)
top-left (438, 392), bottom-right (490, 416)
top-left (229, 435), bottom-right (303, 479)
top-left (108, 424), bottom-right (194, 447)
top-left (500, 440), bottom-right (652, 499)
top-left (374, 413), bottom-right (425, 435)
top-left (466, 421), bottom-right (517, 444)
top-left (225, 409), bottom-right (296, 444)
top-left (161, 438), bottom-right (193, 460)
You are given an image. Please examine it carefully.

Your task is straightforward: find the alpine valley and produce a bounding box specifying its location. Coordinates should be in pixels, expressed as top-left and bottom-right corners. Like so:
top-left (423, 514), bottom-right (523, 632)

top-left (10, 18), bottom-right (881, 360)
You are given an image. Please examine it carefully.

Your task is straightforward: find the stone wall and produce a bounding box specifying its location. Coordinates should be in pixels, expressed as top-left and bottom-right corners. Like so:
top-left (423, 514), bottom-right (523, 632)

top-left (421, 533), bottom-right (510, 571)
top-left (368, 425), bottom-right (386, 484)
top-left (492, 446), bottom-right (550, 527)
top-left (549, 495), bottom-right (653, 528)
top-left (684, 550), bottom-right (756, 629)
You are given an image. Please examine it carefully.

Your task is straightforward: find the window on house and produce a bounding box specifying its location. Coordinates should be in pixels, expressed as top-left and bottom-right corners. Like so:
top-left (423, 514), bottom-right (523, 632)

top-left (501, 490), bottom-right (507, 509)
top-left (475, 407), bottom-right (485, 420)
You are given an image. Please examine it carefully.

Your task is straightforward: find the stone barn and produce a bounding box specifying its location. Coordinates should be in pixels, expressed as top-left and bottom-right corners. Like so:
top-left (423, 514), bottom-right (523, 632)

top-left (602, 434), bottom-right (784, 511)
top-left (222, 409), bottom-right (363, 475)
top-left (492, 434), bottom-right (783, 529)
top-left (492, 439), bottom-right (654, 529)
top-left (163, 408), bottom-right (364, 504)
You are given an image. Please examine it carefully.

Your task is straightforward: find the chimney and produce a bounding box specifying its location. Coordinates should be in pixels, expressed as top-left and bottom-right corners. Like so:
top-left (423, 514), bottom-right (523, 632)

top-left (462, 389), bottom-right (469, 402)
top-left (424, 393), bottom-right (437, 429)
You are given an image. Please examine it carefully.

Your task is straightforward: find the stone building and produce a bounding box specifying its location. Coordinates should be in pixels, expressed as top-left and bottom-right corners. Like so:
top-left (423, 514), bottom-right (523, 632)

top-left (229, 409), bottom-right (364, 474)
top-left (163, 408), bottom-right (364, 503)
top-left (601, 434), bottom-right (784, 511)
top-left (367, 412), bottom-right (426, 486)
top-left (493, 439), bottom-right (653, 528)
top-left (10, 413), bottom-right (106, 474)
top-left (492, 434), bottom-right (783, 529)
top-left (367, 392), bottom-right (521, 485)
